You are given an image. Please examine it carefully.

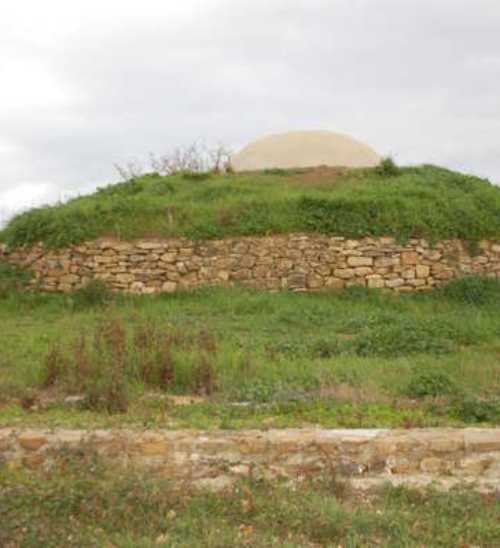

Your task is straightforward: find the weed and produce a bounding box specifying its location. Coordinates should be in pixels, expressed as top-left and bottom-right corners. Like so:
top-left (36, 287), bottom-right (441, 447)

top-left (312, 338), bottom-right (352, 358)
top-left (355, 318), bottom-right (458, 357)
top-left (180, 170), bottom-right (213, 181)
top-left (441, 275), bottom-right (500, 306)
top-left (71, 280), bottom-right (114, 309)
top-left (451, 394), bottom-right (500, 423)
top-left (43, 343), bottom-right (64, 388)
top-left (195, 354), bottom-right (216, 395)
top-left (0, 263), bottom-right (32, 298)
top-left (262, 168), bottom-right (288, 176)
top-left (404, 371), bottom-right (455, 398)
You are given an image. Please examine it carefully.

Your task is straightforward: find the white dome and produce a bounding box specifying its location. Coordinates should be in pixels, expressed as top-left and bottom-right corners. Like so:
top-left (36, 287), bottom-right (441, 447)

top-left (232, 130), bottom-right (381, 171)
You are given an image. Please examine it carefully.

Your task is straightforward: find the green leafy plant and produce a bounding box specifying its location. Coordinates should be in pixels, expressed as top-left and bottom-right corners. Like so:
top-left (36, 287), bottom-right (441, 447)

top-left (441, 276), bottom-right (500, 306)
top-left (71, 280), bottom-right (114, 309)
top-left (180, 170), bottom-right (213, 181)
top-left (0, 263), bottom-right (33, 298)
top-left (404, 371), bottom-right (455, 398)
top-left (355, 318), bottom-right (458, 357)
top-left (451, 394), bottom-right (500, 423)
top-left (376, 156), bottom-right (399, 177)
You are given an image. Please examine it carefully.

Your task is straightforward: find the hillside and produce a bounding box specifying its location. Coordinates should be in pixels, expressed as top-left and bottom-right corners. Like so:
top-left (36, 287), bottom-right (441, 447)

top-left (2, 163), bottom-right (500, 249)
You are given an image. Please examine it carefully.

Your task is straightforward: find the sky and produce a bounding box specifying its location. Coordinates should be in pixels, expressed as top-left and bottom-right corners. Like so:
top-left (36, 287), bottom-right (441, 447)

top-left (1, 0), bottom-right (500, 225)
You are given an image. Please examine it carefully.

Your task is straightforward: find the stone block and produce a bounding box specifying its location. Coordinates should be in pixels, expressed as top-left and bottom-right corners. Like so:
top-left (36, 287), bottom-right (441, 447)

top-left (402, 251), bottom-right (419, 265)
top-left (416, 264), bottom-right (431, 278)
top-left (347, 256), bottom-right (373, 267)
top-left (18, 430), bottom-right (49, 451)
top-left (162, 282), bottom-right (178, 293)
top-left (160, 252), bottom-right (177, 263)
top-left (334, 268), bottom-right (356, 280)
top-left (307, 273), bottom-right (324, 288)
top-left (367, 275), bottom-right (384, 288)
top-left (385, 278), bottom-right (405, 288)
top-left (325, 277), bottom-right (344, 288)
top-left (288, 274), bottom-right (306, 289)
top-left (240, 255), bottom-right (256, 268)
top-left (355, 267), bottom-right (373, 277)
top-left (465, 431), bottom-right (500, 453)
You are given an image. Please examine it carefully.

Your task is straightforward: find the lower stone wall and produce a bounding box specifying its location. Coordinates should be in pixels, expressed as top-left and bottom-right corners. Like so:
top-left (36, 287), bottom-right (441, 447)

top-left (2, 234), bottom-right (500, 293)
top-left (2, 428), bottom-right (500, 491)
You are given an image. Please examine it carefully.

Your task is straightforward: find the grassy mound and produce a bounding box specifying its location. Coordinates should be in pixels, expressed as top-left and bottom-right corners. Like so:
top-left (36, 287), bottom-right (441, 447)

top-left (2, 164), bottom-right (500, 248)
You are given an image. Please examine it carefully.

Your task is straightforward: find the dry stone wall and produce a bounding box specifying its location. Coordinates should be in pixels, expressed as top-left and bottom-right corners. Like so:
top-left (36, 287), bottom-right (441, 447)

top-left (1, 234), bottom-right (500, 294)
top-left (2, 427), bottom-right (500, 492)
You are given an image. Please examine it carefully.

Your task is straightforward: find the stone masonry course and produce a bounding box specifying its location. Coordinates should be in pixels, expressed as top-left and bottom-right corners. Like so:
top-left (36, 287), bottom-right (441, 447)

top-left (1, 234), bottom-right (499, 294)
top-left (2, 427), bottom-right (500, 492)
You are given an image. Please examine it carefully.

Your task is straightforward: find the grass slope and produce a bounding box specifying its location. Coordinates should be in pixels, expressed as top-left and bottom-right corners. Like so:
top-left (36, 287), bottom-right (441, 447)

top-left (2, 164), bottom-right (500, 248)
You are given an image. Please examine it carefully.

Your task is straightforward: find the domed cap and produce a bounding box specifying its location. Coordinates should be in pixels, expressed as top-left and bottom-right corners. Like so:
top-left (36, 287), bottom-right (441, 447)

top-left (231, 130), bottom-right (381, 171)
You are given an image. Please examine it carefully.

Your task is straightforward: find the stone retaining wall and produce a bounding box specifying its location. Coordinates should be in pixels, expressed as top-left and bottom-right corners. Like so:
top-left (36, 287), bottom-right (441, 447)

top-left (2, 428), bottom-right (500, 491)
top-left (1, 234), bottom-right (500, 293)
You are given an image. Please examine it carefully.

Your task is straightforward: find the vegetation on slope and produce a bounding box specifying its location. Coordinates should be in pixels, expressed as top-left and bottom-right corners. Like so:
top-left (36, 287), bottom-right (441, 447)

top-left (3, 459), bottom-right (500, 547)
top-left (2, 164), bottom-right (500, 248)
top-left (2, 277), bottom-right (500, 429)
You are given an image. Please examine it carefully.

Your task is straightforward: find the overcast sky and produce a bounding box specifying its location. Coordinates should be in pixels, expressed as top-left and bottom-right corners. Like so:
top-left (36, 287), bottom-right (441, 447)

top-left (1, 0), bottom-right (500, 225)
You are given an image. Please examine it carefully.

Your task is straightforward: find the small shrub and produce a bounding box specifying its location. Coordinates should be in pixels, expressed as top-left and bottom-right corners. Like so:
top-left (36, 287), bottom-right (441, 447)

top-left (237, 378), bottom-right (277, 403)
top-left (262, 168), bottom-right (288, 176)
top-left (195, 355), bottom-right (216, 395)
top-left (404, 371), bottom-right (455, 398)
top-left (267, 339), bottom-right (309, 357)
top-left (96, 178), bottom-right (145, 197)
top-left (0, 263), bottom-right (32, 298)
top-left (312, 338), bottom-right (352, 358)
top-left (71, 281), bottom-right (114, 309)
top-left (451, 395), bottom-right (500, 423)
top-left (43, 343), bottom-right (65, 388)
top-left (355, 319), bottom-right (457, 357)
top-left (180, 170), bottom-right (213, 181)
top-left (155, 338), bottom-right (175, 391)
top-left (441, 276), bottom-right (500, 306)
top-left (376, 156), bottom-right (399, 177)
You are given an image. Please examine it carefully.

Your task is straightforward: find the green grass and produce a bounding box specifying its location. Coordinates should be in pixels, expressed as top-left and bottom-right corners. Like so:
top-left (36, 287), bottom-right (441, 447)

top-left (2, 164), bottom-right (500, 248)
top-left (2, 457), bottom-right (500, 547)
top-left (1, 278), bottom-right (500, 429)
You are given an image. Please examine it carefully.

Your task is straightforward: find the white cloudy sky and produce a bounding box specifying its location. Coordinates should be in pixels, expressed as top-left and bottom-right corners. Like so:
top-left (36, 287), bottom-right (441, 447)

top-left (1, 0), bottom-right (500, 225)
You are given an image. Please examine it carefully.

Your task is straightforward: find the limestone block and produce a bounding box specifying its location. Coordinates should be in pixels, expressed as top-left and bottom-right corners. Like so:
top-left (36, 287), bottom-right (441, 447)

top-left (367, 275), bottom-right (384, 288)
top-left (325, 277), bottom-right (344, 288)
top-left (240, 255), bottom-right (256, 268)
top-left (402, 251), bottom-right (419, 265)
top-left (288, 273), bottom-right (306, 289)
top-left (416, 264), bottom-right (431, 278)
top-left (355, 267), bottom-right (373, 277)
top-left (347, 256), bottom-right (373, 267)
top-left (162, 282), bottom-right (178, 293)
top-left (334, 268), bottom-right (356, 280)
top-left (385, 278), bottom-right (405, 288)
top-left (160, 252), bottom-right (177, 263)
top-left (307, 273), bottom-right (324, 289)
top-left (18, 430), bottom-right (50, 451)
